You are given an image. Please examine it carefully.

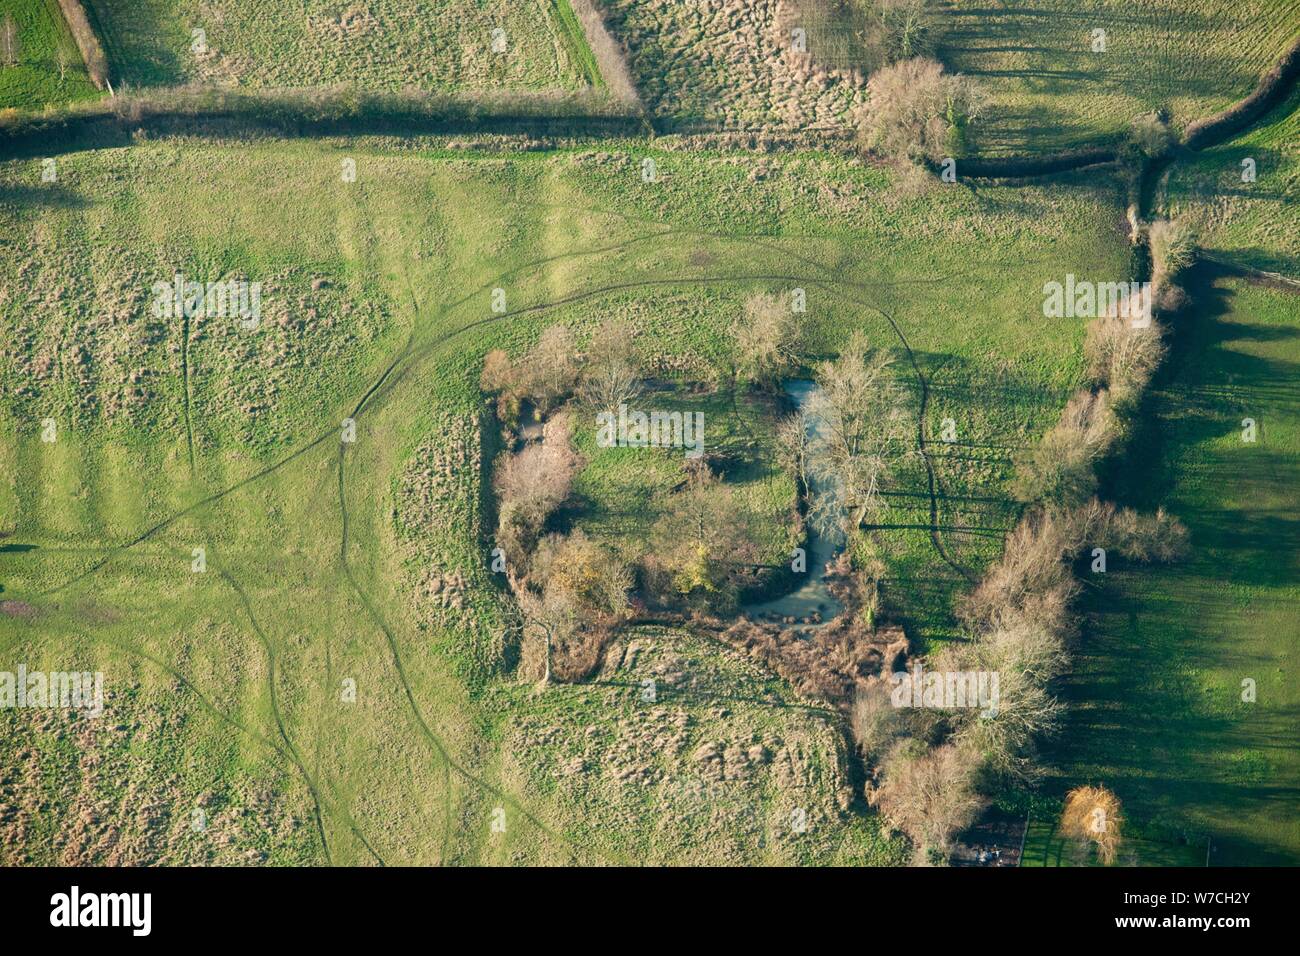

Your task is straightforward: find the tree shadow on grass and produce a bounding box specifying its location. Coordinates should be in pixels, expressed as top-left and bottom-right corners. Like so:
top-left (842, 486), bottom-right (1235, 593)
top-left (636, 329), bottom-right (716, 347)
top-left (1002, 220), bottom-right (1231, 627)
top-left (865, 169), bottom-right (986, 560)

top-left (0, 182), bottom-right (89, 211)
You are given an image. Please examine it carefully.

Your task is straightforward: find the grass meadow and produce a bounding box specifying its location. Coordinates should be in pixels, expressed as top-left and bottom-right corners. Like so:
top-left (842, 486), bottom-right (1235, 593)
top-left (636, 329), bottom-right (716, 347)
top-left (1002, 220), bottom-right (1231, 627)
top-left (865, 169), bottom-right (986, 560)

top-left (0, 138), bottom-right (1129, 863)
top-left (942, 0), bottom-right (1300, 155)
top-left (1166, 85), bottom-right (1300, 276)
top-left (85, 0), bottom-right (595, 92)
top-left (0, 0), bottom-right (101, 109)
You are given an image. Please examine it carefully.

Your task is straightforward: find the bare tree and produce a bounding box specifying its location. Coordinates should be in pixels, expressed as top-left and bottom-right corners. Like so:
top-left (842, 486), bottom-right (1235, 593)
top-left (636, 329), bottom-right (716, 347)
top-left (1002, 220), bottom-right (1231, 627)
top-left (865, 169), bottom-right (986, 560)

top-left (859, 57), bottom-right (986, 165)
top-left (806, 332), bottom-right (908, 537)
top-left (480, 348), bottom-right (515, 395)
top-left (578, 317), bottom-right (642, 413)
top-left (961, 506), bottom-right (1079, 630)
top-left (647, 468), bottom-right (758, 606)
top-left (1012, 389), bottom-right (1115, 507)
top-left (494, 418), bottom-right (581, 566)
top-left (949, 651), bottom-right (1064, 783)
top-left (876, 0), bottom-right (942, 61)
top-left (1149, 218), bottom-right (1198, 290)
top-left (731, 293), bottom-right (801, 389)
top-left (480, 325), bottom-right (579, 414)
top-left (529, 324), bottom-right (578, 409)
top-left (775, 410), bottom-right (813, 491)
top-left (514, 582), bottom-right (577, 687)
top-left (869, 740), bottom-right (986, 864)
top-left (1084, 314), bottom-right (1164, 408)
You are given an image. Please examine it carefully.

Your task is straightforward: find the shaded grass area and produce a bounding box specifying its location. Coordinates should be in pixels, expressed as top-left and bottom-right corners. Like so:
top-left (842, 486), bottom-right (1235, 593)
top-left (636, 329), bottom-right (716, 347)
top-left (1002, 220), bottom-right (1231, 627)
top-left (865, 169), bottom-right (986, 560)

top-left (0, 139), bottom-right (1126, 863)
top-left (0, 0), bottom-right (101, 109)
top-left (942, 0), bottom-right (1300, 155)
top-left (1020, 819), bottom-right (1206, 867)
top-left (1052, 270), bottom-right (1300, 865)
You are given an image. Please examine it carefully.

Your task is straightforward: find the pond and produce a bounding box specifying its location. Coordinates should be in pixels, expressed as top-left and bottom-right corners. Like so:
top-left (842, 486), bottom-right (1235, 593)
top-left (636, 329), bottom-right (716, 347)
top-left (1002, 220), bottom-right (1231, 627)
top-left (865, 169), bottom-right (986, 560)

top-left (742, 379), bottom-right (845, 626)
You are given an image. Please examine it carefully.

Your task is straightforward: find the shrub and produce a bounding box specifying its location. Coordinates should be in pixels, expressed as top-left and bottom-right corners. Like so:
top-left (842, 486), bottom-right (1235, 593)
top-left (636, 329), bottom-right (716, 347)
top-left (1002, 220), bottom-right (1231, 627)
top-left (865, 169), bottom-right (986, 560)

top-left (569, 0), bottom-right (643, 109)
top-left (1129, 112), bottom-right (1176, 158)
top-left (1084, 315), bottom-right (1165, 409)
top-left (1060, 786), bottom-right (1124, 865)
top-left (869, 739), bottom-right (986, 863)
top-left (532, 529), bottom-right (632, 618)
top-left (858, 57), bottom-right (986, 165)
top-left (731, 293), bottom-right (801, 389)
top-left (851, 680), bottom-right (905, 764)
top-left (1149, 218), bottom-right (1198, 289)
top-left (1013, 389), bottom-right (1116, 507)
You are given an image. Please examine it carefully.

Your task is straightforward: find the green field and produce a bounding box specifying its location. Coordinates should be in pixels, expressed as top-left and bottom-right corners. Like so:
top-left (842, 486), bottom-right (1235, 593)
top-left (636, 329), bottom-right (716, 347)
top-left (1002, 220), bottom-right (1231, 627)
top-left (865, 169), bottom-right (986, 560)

top-left (85, 0), bottom-right (595, 92)
top-left (943, 0), bottom-right (1300, 155)
top-left (1166, 85), bottom-right (1300, 276)
top-left (2, 0), bottom-right (1296, 865)
top-left (1052, 273), bottom-right (1300, 865)
top-left (0, 0), bottom-right (101, 109)
top-left (0, 137), bottom-right (1132, 863)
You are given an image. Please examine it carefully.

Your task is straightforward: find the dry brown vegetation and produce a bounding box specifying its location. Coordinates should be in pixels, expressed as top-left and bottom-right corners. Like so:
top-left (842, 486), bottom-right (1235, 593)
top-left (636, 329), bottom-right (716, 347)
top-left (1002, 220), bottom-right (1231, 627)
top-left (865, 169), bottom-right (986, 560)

top-left (1060, 785), bottom-right (1124, 865)
top-left (570, 0), bottom-right (643, 109)
top-left (719, 616), bottom-right (906, 706)
top-left (55, 0), bottom-right (110, 90)
top-left (869, 739), bottom-right (986, 863)
top-left (857, 56), bottom-right (986, 165)
top-left (602, 0), bottom-right (869, 129)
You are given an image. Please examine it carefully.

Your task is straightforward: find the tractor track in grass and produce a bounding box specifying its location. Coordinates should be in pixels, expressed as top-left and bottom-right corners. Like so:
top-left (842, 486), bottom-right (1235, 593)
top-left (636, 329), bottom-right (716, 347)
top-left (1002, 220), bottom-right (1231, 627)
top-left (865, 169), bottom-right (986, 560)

top-left (219, 566), bottom-right (392, 867)
top-left (0, 546), bottom-right (388, 865)
top-left (9, 41), bottom-right (1299, 863)
top-left (16, 209), bottom-right (1006, 863)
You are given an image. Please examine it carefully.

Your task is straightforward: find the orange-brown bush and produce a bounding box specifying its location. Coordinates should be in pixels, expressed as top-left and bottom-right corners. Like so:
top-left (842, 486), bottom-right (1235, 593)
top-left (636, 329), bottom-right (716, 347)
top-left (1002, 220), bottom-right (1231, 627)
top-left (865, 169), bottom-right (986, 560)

top-left (1060, 785), bottom-right (1124, 865)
